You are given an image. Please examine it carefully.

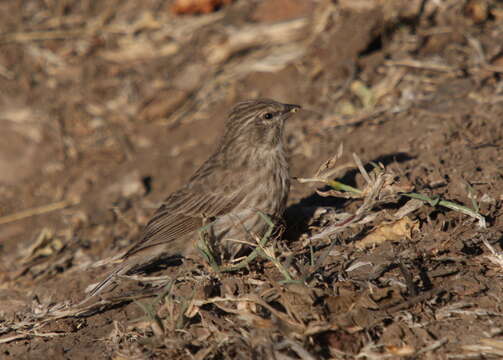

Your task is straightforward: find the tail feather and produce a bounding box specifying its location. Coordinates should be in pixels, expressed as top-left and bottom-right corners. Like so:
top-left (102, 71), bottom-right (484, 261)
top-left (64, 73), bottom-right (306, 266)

top-left (86, 250), bottom-right (178, 298)
top-left (86, 262), bottom-right (133, 298)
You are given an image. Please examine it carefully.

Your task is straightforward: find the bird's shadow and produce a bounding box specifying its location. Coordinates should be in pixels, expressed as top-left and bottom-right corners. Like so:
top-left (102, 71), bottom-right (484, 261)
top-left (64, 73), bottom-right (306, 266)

top-left (284, 152), bottom-right (414, 241)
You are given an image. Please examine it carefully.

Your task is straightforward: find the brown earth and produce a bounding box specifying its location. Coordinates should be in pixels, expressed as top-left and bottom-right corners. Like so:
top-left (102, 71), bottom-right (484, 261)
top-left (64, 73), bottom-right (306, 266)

top-left (1, 0), bottom-right (503, 359)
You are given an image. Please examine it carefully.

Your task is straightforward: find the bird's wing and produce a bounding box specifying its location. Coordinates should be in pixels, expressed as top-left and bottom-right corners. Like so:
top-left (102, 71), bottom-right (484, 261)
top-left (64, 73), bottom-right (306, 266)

top-left (87, 168), bottom-right (246, 297)
top-left (124, 178), bottom-right (245, 258)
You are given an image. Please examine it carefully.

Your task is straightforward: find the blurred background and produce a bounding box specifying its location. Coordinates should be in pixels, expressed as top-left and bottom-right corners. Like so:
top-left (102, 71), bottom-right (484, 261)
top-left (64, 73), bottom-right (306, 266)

top-left (1, 0), bottom-right (503, 358)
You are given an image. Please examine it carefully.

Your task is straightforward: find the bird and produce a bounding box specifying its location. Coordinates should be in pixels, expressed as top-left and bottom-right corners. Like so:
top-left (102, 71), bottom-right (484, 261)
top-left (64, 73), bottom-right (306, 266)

top-left (88, 98), bottom-right (300, 297)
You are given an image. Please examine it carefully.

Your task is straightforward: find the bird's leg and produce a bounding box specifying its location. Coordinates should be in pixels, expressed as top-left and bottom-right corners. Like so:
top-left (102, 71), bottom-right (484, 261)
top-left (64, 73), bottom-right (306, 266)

top-left (221, 213), bottom-right (297, 282)
top-left (219, 212), bottom-right (275, 272)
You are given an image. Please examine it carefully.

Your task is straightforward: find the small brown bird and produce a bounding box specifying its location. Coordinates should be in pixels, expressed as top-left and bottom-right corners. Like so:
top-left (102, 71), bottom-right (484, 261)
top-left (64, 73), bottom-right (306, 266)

top-left (88, 99), bottom-right (300, 296)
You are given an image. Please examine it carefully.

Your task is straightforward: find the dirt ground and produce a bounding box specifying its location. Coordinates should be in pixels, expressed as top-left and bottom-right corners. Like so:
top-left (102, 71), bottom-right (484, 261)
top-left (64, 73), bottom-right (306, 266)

top-left (1, 0), bottom-right (503, 359)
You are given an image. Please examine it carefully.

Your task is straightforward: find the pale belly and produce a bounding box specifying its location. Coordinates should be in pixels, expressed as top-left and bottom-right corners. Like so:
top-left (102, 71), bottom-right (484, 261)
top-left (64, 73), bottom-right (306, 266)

top-left (206, 169), bottom-right (289, 257)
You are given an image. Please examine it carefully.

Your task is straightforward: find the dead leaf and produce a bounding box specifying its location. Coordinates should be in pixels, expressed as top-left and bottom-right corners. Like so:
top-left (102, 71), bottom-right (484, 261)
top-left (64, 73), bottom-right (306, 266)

top-left (385, 344), bottom-right (415, 356)
top-left (393, 199), bottom-right (424, 220)
top-left (464, 0), bottom-right (488, 24)
top-left (350, 80), bottom-right (376, 109)
top-left (170, 0), bottom-right (233, 15)
top-left (100, 37), bottom-right (178, 63)
top-left (356, 217), bottom-right (419, 249)
top-left (314, 144), bottom-right (344, 179)
top-left (185, 299), bottom-right (200, 318)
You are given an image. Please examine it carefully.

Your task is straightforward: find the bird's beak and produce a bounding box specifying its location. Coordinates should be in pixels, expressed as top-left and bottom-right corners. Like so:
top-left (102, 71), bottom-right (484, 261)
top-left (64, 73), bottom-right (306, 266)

top-left (283, 104), bottom-right (301, 114)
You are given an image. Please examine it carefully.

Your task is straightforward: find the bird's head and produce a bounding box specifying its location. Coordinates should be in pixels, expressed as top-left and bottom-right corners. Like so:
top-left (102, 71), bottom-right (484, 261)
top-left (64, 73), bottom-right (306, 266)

top-left (222, 98), bottom-right (301, 148)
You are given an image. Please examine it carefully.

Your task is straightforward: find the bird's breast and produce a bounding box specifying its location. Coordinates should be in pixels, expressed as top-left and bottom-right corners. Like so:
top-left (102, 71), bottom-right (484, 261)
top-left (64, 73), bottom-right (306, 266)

top-left (209, 150), bottom-right (290, 256)
top-left (241, 152), bottom-right (289, 215)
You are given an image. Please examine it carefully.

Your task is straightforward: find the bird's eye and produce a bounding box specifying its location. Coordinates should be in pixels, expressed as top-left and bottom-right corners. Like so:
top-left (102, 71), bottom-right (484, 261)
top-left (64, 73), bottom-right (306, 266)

top-left (263, 113), bottom-right (273, 120)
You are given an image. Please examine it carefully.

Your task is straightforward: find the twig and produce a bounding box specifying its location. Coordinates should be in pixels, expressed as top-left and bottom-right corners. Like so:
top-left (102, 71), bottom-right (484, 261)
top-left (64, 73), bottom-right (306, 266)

top-left (299, 172), bottom-right (487, 228)
top-left (276, 339), bottom-right (317, 360)
top-left (482, 239), bottom-right (503, 269)
top-left (0, 331), bottom-right (66, 344)
top-left (385, 59), bottom-right (457, 73)
top-left (324, 106), bottom-right (390, 128)
top-left (191, 294), bottom-right (305, 333)
top-left (417, 338), bottom-right (449, 355)
top-left (482, 64), bottom-right (503, 73)
top-left (307, 167), bottom-right (387, 242)
top-left (0, 291), bottom-right (160, 344)
top-left (0, 29), bottom-right (88, 43)
top-left (353, 153), bottom-right (372, 184)
top-left (0, 199), bottom-right (79, 225)
top-left (206, 18), bottom-right (308, 64)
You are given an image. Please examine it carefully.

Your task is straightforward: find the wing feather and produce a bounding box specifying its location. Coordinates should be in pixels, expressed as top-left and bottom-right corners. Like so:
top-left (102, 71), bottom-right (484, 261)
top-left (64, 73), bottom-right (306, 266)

top-left (124, 176), bottom-right (245, 257)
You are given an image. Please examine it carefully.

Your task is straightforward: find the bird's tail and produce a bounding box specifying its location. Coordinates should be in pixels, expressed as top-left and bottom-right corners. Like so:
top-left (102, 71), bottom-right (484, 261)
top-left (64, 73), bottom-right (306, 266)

top-left (86, 261), bottom-right (133, 298)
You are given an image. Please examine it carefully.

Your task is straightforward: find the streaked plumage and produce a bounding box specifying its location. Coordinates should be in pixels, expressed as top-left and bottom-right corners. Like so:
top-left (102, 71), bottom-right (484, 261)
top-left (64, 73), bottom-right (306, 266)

top-left (88, 99), bottom-right (300, 297)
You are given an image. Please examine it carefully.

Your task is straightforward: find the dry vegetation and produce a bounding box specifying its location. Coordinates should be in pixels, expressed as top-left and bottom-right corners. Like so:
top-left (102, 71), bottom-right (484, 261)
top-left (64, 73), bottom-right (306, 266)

top-left (1, 0), bottom-right (503, 358)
